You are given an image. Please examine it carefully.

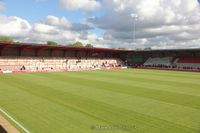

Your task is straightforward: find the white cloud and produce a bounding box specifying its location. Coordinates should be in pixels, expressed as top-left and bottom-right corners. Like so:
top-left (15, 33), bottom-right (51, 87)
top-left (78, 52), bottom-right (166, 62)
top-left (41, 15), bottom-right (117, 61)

top-left (88, 0), bottom-right (200, 49)
top-left (59, 0), bottom-right (101, 11)
top-left (0, 15), bottom-right (97, 45)
top-left (45, 15), bottom-right (71, 28)
top-left (33, 23), bottom-right (58, 34)
top-left (136, 0), bottom-right (161, 18)
top-left (30, 16), bottom-right (94, 43)
top-left (0, 15), bottom-right (31, 37)
top-left (1, 0), bottom-right (200, 49)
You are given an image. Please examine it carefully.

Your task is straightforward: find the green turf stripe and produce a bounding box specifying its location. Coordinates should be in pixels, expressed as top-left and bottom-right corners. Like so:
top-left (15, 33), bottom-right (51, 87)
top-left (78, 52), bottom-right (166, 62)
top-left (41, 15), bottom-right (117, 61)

top-left (3, 73), bottom-right (200, 131)
top-left (0, 77), bottom-right (197, 133)
top-left (0, 69), bottom-right (200, 133)
top-left (127, 69), bottom-right (200, 78)
top-left (48, 72), bottom-right (200, 110)
top-left (76, 70), bottom-right (200, 96)
top-left (80, 69), bottom-right (200, 86)
top-left (0, 81), bottom-right (115, 133)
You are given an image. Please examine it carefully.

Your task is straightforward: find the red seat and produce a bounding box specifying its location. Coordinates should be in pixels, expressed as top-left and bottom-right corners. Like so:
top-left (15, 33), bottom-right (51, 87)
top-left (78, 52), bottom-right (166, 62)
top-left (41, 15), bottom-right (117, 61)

top-left (177, 57), bottom-right (200, 63)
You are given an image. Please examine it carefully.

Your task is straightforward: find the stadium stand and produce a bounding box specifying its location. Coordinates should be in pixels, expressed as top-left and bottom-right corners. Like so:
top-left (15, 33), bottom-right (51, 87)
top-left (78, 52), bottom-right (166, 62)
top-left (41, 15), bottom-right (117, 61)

top-left (130, 48), bottom-right (200, 72)
top-left (143, 57), bottom-right (173, 67)
top-left (142, 56), bottom-right (200, 69)
top-left (0, 42), bottom-right (127, 73)
top-left (0, 57), bottom-right (67, 71)
top-left (176, 57), bottom-right (200, 63)
top-left (0, 57), bottom-right (124, 72)
top-left (66, 58), bottom-right (124, 70)
top-left (1, 42), bottom-right (200, 73)
top-left (173, 57), bottom-right (200, 69)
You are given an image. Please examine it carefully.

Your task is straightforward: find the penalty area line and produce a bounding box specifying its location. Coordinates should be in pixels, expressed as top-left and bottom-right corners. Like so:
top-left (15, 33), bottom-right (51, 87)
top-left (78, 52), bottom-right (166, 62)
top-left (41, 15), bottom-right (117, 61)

top-left (0, 107), bottom-right (30, 133)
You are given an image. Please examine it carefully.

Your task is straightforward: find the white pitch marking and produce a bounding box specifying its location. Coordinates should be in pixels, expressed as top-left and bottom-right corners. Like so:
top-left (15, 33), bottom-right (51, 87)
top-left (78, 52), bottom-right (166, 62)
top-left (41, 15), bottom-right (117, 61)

top-left (0, 107), bottom-right (30, 133)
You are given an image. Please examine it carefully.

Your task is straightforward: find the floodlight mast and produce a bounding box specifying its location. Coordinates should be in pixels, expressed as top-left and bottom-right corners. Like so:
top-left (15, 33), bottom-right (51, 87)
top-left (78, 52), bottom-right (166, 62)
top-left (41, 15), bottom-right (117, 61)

top-left (131, 13), bottom-right (138, 50)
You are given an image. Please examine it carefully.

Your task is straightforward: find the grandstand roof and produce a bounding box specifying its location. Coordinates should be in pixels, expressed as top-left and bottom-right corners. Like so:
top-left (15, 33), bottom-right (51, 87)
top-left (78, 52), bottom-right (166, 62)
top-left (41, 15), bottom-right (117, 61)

top-left (133, 48), bottom-right (200, 55)
top-left (1, 42), bottom-right (200, 54)
top-left (0, 42), bottom-right (128, 53)
top-left (135, 48), bottom-right (200, 52)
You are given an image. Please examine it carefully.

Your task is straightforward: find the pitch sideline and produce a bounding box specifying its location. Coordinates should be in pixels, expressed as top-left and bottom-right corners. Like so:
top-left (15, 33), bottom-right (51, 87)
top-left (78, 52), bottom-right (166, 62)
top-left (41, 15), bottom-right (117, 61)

top-left (0, 107), bottom-right (30, 133)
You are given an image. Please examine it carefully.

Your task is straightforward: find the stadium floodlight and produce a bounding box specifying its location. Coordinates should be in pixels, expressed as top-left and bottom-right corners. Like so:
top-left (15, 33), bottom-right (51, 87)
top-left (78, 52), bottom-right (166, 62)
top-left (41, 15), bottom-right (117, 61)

top-left (131, 13), bottom-right (138, 49)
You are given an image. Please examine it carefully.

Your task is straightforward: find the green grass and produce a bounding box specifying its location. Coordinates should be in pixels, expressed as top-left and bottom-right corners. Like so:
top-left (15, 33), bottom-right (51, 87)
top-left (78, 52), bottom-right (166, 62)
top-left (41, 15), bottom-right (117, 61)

top-left (0, 69), bottom-right (200, 133)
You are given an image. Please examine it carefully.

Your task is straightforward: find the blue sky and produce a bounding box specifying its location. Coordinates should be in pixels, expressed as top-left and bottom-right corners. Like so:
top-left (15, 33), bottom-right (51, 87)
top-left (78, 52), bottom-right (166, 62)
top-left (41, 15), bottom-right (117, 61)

top-left (4, 0), bottom-right (199, 23)
top-left (0, 0), bottom-right (200, 49)
top-left (4, 0), bottom-right (105, 23)
top-left (3, 0), bottom-right (105, 36)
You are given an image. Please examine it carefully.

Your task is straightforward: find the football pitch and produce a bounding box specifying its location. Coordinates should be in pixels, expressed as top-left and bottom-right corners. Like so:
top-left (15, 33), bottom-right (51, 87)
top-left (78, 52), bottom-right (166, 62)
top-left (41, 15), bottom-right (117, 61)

top-left (0, 69), bottom-right (200, 133)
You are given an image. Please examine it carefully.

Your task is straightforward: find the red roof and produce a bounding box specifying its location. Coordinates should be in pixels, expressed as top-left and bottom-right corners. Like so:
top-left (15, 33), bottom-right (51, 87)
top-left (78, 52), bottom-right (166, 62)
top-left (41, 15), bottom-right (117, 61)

top-left (0, 42), bottom-right (129, 53)
top-left (1, 42), bottom-right (200, 54)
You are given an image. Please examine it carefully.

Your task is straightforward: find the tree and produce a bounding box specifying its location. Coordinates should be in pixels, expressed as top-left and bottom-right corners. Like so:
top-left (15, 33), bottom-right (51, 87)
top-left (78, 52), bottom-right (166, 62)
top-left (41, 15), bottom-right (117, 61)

top-left (135, 48), bottom-right (143, 51)
top-left (0, 36), bottom-right (14, 42)
top-left (144, 47), bottom-right (152, 50)
top-left (47, 41), bottom-right (58, 46)
top-left (117, 47), bottom-right (127, 50)
top-left (73, 41), bottom-right (84, 47)
top-left (68, 41), bottom-right (84, 47)
top-left (85, 44), bottom-right (93, 48)
top-left (135, 47), bottom-right (152, 51)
